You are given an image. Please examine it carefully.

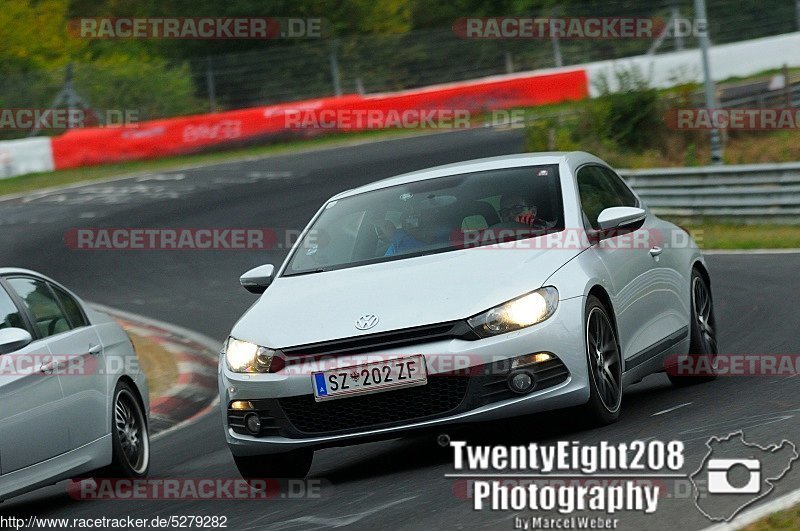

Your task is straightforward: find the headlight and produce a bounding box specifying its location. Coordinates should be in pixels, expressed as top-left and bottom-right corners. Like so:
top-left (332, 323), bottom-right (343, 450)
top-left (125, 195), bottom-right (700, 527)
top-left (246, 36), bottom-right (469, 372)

top-left (467, 287), bottom-right (559, 337)
top-left (224, 337), bottom-right (275, 373)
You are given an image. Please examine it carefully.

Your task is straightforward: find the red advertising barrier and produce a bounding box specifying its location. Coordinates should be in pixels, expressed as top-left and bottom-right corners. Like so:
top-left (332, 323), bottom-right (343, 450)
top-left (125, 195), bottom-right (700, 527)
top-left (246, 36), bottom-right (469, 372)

top-left (51, 69), bottom-right (587, 170)
top-left (50, 95), bottom-right (361, 170)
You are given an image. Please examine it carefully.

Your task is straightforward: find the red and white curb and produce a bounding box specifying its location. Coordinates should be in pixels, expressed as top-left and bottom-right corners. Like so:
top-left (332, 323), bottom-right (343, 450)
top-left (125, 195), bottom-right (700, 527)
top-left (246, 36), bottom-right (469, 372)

top-left (90, 303), bottom-right (221, 438)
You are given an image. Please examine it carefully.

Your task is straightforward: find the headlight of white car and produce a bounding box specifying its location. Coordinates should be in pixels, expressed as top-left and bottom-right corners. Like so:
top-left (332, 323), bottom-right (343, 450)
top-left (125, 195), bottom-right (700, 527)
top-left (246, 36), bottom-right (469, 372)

top-left (224, 337), bottom-right (275, 373)
top-left (467, 287), bottom-right (559, 337)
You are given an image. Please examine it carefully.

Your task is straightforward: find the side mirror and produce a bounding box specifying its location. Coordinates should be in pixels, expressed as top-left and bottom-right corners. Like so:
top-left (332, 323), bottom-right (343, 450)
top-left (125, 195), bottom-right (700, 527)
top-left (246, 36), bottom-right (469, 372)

top-left (0, 327), bottom-right (33, 355)
top-left (596, 206), bottom-right (646, 231)
top-left (240, 264), bottom-right (276, 294)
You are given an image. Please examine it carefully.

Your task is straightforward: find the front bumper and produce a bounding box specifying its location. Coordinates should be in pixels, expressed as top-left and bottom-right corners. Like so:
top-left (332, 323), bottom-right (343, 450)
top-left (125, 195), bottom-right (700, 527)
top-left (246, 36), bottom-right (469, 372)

top-left (221, 296), bottom-right (588, 456)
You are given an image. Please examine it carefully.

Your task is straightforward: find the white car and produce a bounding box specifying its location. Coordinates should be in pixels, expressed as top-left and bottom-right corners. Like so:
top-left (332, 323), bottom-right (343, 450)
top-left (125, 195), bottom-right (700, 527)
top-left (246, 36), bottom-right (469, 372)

top-left (220, 152), bottom-right (717, 478)
top-left (0, 268), bottom-right (149, 501)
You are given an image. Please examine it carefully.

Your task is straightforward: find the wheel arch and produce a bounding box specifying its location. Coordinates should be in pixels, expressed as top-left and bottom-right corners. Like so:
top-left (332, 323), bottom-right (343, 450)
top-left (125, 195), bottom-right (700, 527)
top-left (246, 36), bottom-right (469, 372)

top-left (113, 375), bottom-right (149, 430)
top-left (692, 260), bottom-right (711, 288)
top-left (586, 285), bottom-right (624, 371)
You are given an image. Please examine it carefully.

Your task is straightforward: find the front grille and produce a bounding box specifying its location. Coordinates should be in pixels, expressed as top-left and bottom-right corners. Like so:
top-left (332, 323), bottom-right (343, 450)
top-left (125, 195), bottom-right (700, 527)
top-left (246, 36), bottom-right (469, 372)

top-left (281, 321), bottom-right (478, 358)
top-left (278, 376), bottom-right (469, 434)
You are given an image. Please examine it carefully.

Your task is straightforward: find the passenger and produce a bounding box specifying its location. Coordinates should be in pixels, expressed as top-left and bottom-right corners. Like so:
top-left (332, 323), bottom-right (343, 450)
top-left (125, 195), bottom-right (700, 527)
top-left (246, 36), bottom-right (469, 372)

top-left (499, 194), bottom-right (540, 226)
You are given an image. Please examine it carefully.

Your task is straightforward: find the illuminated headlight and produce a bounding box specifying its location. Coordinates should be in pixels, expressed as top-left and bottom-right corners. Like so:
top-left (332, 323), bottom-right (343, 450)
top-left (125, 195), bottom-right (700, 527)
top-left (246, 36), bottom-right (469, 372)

top-left (467, 287), bottom-right (559, 337)
top-left (224, 337), bottom-right (275, 373)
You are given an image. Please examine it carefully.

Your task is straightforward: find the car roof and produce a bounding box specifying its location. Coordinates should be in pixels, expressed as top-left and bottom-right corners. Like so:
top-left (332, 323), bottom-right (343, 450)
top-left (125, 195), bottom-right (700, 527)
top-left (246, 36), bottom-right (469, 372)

top-left (331, 151), bottom-right (606, 200)
top-left (0, 268), bottom-right (86, 300)
top-left (0, 267), bottom-right (46, 277)
top-left (0, 268), bottom-right (63, 287)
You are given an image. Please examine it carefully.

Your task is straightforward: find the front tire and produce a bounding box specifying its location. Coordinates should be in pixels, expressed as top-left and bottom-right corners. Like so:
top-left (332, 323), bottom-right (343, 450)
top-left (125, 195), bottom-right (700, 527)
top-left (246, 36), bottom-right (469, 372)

top-left (234, 449), bottom-right (313, 480)
top-left (98, 381), bottom-right (150, 478)
top-left (669, 270), bottom-right (718, 387)
top-left (581, 295), bottom-right (623, 425)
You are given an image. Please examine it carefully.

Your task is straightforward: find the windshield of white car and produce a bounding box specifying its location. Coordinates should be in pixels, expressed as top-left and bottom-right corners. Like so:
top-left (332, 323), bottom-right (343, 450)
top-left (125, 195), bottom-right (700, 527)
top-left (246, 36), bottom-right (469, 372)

top-left (283, 165), bottom-right (565, 276)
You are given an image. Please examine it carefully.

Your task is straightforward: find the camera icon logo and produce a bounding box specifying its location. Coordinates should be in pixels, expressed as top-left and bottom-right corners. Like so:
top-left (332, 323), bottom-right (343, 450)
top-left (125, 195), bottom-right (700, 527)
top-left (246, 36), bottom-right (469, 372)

top-left (691, 431), bottom-right (798, 522)
top-left (706, 458), bottom-right (761, 494)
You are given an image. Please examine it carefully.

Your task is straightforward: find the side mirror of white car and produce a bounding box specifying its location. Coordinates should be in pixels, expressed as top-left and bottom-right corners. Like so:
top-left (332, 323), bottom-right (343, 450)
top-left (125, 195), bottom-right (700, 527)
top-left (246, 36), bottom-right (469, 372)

top-left (597, 206), bottom-right (646, 231)
top-left (0, 327), bottom-right (33, 355)
top-left (240, 264), bottom-right (276, 294)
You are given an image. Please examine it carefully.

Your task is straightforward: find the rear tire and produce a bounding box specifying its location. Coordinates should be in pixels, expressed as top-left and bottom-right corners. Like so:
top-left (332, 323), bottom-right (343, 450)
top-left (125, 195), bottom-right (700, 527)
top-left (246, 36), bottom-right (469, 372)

top-left (233, 449), bottom-right (313, 480)
top-left (669, 270), bottom-right (718, 387)
top-left (581, 295), bottom-right (623, 426)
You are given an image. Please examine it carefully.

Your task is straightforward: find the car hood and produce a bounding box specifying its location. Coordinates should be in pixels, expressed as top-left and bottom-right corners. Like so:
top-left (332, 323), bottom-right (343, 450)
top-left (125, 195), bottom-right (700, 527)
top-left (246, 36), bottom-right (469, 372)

top-left (232, 242), bottom-right (584, 348)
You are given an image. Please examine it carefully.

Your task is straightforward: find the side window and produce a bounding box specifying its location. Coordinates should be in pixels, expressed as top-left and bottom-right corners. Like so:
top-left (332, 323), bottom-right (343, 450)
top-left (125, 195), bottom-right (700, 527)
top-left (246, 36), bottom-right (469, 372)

top-left (7, 277), bottom-right (72, 338)
top-left (577, 166), bottom-right (637, 229)
top-left (598, 167), bottom-right (637, 208)
top-left (52, 286), bottom-right (88, 328)
top-left (0, 285), bottom-right (26, 331)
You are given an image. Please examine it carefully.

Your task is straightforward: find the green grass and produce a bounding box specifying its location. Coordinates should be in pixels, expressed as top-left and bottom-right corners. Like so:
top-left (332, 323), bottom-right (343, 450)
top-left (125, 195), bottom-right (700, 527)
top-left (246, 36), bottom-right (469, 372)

top-left (742, 504), bottom-right (800, 531)
top-left (668, 222), bottom-right (800, 249)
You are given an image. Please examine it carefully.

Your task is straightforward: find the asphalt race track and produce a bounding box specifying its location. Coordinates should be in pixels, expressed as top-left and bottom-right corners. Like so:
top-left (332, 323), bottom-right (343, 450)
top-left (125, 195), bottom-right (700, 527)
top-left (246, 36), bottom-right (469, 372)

top-left (2, 128), bottom-right (799, 530)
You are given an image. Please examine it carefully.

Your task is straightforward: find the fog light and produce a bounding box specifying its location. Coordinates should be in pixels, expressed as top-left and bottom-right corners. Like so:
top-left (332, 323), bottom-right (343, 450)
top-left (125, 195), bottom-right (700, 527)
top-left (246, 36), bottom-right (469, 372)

top-left (508, 371), bottom-right (535, 394)
top-left (531, 352), bottom-right (552, 363)
top-left (244, 412), bottom-right (262, 434)
top-left (511, 352), bottom-right (553, 369)
top-left (230, 400), bottom-right (254, 410)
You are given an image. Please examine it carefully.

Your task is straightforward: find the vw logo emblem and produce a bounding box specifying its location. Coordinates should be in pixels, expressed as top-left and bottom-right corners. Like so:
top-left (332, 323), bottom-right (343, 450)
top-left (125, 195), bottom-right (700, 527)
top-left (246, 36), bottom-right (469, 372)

top-left (355, 314), bottom-right (379, 330)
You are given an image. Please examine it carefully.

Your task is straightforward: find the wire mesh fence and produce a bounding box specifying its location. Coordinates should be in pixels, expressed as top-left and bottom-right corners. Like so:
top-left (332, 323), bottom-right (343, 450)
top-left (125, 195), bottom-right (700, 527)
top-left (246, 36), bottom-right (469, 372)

top-left (183, 0), bottom-right (798, 113)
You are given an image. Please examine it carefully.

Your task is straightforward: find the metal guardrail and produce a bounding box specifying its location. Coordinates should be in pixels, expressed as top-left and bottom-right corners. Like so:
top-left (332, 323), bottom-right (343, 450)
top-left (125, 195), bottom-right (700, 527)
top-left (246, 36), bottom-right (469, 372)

top-left (721, 81), bottom-right (800, 109)
top-left (618, 162), bottom-right (800, 223)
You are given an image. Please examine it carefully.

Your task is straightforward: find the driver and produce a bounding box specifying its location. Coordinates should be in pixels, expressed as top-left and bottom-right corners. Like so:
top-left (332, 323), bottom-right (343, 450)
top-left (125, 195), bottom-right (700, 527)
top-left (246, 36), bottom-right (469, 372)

top-left (384, 204), bottom-right (450, 257)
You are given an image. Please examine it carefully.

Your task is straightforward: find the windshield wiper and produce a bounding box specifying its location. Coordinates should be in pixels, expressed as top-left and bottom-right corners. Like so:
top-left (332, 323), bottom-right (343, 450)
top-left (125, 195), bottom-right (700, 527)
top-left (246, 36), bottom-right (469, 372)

top-left (284, 267), bottom-right (329, 277)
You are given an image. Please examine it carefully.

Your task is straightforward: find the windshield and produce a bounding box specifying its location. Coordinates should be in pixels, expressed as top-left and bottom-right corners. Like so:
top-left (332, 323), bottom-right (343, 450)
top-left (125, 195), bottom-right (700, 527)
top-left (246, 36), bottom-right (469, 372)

top-left (284, 165), bottom-right (564, 275)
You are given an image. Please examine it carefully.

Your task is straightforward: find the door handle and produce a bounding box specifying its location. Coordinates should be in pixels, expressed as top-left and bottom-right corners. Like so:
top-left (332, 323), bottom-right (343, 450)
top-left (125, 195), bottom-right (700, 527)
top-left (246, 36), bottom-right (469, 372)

top-left (88, 344), bottom-right (102, 355)
top-left (40, 360), bottom-right (57, 373)
top-left (649, 246), bottom-right (663, 257)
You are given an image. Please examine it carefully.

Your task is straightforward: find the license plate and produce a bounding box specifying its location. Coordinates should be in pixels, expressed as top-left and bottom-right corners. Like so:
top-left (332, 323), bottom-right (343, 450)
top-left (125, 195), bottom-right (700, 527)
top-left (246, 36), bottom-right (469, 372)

top-left (312, 355), bottom-right (427, 401)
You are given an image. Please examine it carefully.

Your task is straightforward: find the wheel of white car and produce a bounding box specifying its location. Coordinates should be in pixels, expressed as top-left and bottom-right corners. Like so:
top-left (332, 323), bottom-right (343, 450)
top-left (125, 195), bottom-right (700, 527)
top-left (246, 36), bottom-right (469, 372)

top-left (669, 269), bottom-right (718, 387)
top-left (582, 295), bottom-right (623, 425)
top-left (101, 381), bottom-right (150, 478)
